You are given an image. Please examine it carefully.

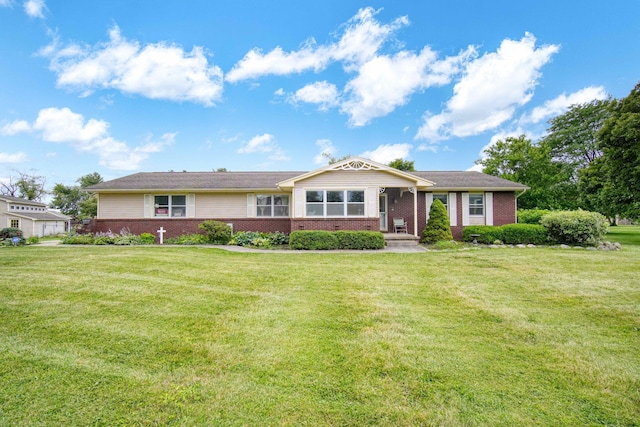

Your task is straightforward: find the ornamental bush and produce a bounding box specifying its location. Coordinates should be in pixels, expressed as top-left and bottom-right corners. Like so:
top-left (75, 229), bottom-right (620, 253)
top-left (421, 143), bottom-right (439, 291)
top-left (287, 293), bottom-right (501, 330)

top-left (0, 227), bottom-right (23, 239)
top-left (140, 232), bottom-right (156, 244)
top-left (421, 199), bottom-right (453, 244)
top-left (518, 209), bottom-right (552, 224)
top-left (198, 220), bottom-right (232, 244)
top-left (165, 233), bottom-right (208, 245)
top-left (62, 234), bottom-right (95, 244)
top-left (230, 231), bottom-right (290, 248)
top-left (540, 210), bottom-right (609, 246)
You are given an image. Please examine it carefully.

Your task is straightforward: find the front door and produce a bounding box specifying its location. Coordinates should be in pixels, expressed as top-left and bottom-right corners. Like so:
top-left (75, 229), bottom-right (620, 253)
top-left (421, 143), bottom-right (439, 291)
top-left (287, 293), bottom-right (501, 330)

top-left (379, 194), bottom-right (388, 231)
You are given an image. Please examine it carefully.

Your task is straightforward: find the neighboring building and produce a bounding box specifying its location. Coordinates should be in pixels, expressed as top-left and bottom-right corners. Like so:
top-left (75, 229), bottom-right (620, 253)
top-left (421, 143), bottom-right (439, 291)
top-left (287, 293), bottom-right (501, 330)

top-left (0, 195), bottom-right (70, 238)
top-left (87, 157), bottom-right (528, 240)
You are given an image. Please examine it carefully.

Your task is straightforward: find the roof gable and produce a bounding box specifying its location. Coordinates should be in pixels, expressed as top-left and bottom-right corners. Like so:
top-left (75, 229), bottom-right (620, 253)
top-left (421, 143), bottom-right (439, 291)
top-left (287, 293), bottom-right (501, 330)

top-left (277, 156), bottom-right (435, 189)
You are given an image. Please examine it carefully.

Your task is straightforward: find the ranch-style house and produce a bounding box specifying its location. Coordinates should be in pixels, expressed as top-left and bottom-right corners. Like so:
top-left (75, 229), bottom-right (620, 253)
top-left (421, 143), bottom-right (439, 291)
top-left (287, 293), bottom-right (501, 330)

top-left (86, 157), bottom-right (528, 240)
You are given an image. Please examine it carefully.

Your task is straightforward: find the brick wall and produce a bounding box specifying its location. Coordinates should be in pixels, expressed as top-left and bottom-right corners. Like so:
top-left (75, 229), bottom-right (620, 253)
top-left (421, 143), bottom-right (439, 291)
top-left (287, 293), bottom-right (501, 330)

top-left (492, 192), bottom-right (517, 225)
top-left (291, 218), bottom-right (379, 232)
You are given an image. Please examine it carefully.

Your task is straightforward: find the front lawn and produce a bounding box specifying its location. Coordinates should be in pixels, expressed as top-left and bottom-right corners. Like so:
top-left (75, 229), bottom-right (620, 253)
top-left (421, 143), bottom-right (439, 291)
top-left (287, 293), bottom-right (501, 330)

top-left (1, 244), bottom-right (639, 426)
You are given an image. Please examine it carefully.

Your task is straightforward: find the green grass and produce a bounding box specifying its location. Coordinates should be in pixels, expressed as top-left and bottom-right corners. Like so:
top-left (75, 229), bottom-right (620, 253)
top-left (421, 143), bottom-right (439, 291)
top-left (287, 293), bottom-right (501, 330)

top-left (607, 224), bottom-right (640, 246)
top-left (1, 240), bottom-right (639, 425)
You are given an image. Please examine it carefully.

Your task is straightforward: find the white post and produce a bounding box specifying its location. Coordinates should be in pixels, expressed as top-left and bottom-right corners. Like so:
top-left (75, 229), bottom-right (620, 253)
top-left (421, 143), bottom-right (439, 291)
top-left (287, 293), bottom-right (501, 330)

top-left (157, 226), bottom-right (166, 245)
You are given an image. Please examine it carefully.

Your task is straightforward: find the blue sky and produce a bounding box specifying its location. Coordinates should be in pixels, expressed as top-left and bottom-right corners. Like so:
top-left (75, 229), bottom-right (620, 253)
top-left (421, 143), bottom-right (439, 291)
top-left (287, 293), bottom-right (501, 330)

top-left (1, 0), bottom-right (639, 189)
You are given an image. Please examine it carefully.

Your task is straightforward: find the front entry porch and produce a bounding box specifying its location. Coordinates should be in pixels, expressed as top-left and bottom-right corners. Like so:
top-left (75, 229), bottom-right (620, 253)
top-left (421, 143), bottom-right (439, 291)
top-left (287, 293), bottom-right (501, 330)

top-left (384, 232), bottom-right (421, 248)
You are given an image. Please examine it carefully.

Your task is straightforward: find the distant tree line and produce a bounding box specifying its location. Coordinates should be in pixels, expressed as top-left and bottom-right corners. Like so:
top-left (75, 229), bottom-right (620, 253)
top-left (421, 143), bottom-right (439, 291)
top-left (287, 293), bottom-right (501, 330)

top-left (476, 81), bottom-right (640, 222)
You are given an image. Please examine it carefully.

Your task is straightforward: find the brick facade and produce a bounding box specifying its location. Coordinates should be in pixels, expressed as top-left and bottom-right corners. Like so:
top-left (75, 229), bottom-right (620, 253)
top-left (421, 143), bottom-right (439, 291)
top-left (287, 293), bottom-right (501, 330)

top-left (89, 190), bottom-right (519, 241)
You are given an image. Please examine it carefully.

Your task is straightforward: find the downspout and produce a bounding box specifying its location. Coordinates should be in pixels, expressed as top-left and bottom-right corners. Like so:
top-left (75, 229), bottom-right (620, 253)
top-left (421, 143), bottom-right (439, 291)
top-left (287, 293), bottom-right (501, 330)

top-left (515, 189), bottom-right (528, 221)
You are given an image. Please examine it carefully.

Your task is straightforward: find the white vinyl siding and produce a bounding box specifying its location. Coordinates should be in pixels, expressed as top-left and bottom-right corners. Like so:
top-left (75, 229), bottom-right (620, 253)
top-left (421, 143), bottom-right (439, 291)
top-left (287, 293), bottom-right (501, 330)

top-left (297, 170), bottom-right (415, 188)
top-left (99, 194), bottom-right (145, 219)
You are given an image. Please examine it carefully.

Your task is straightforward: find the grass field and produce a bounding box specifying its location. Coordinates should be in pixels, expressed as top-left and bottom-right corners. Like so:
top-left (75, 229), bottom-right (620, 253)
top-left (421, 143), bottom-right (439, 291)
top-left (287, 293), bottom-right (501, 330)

top-left (1, 228), bottom-right (639, 426)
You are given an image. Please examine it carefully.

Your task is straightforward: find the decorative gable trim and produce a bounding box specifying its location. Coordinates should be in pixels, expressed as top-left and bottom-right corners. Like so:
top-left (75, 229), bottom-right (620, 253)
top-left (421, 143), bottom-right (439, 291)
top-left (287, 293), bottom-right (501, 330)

top-left (277, 156), bottom-right (434, 190)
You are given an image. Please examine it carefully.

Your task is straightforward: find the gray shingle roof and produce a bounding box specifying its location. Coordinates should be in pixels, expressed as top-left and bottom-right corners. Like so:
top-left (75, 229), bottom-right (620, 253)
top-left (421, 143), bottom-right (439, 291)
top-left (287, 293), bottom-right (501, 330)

top-left (9, 211), bottom-right (70, 221)
top-left (0, 195), bottom-right (47, 206)
top-left (87, 170), bottom-right (528, 192)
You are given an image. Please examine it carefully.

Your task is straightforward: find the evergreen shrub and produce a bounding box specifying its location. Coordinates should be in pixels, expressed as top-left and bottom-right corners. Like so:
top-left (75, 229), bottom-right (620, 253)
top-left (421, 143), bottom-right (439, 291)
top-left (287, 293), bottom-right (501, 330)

top-left (421, 199), bottom-right (453, 243)
top-left (540, 210), bottom-right (609, 246)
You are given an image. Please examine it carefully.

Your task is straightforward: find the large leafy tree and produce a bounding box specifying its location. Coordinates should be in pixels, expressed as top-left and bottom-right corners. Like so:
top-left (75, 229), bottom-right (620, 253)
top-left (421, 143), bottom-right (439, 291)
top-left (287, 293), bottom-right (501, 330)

top-left (50, 172), bottom-right (103, 219)
top-left (540, 99), bottom-right (616, 216)
top-left (0, 170), bottom-right (47, 201)
top-left (388, 158), bottom-right (415, 172)
top-left (598, 82), bottom-right (640, 218)
top-left (476, 135), bottom-right (573, 209)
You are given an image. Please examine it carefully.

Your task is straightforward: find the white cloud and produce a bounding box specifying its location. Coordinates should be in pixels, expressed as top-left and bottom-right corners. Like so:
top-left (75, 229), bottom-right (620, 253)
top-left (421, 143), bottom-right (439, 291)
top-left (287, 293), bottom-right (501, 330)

top-left (313, 139), bottom-right (337, 164)
top-left (0, 151), bottom-right (27, 163)
top-left (522, 86), bottom-right (608, 124)
top-left (33, 107), bottom-right (109, 142)
top-left (0, 120), bottom-right (31, 135)
top-left (238, 133), bottom-right (289, 161)
top-left (290, 81), bottom-right (340, 110)
top-left (0, 0), bottom-right (14, 7)
top-left (416, 33), bottom-right (559, 141)
top-left (226, 7), bottom-right (407, 82)
top-left (23, 0), bottom-right (45, 18)
top-left (238, 133), bottom-right (276, 153)
top-left (360, 143), bottom-right (412, 164)
top-left (41, 26), bottom-right (224, 106)
top-left (13, 107), bottom-right (173, 170)
top-left (343, 46), bottom-right (475, 126)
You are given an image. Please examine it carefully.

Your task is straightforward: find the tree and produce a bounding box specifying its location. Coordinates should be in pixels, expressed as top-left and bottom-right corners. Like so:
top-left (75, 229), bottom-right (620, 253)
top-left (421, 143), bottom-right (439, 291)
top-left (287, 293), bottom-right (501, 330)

top-left (0, 170), bottom-right (47, 201)
top-left (388, 158), bottom-right (415, 171)
top-left (598, 82), bottom-right (640, 218)
top-left (50, 172), bottom-right (103, 219)
top-left (421, 199), bottom-right (453, 243)
top-left (476, 135), bottom-right (573, 209)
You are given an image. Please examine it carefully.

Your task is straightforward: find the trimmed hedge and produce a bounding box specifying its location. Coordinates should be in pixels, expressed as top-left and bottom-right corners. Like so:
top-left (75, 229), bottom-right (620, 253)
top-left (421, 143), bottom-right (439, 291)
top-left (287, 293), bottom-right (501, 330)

top-left (540, 210), bottom-right (608, 246)
top-left (462, 224), bottom-right (547, 245)
top-left (289, 230), bottom-right (384, 250)
top-left (500, 224), bottom-right (548, 245)
top-left (462, 226), bottom-right (504, 244)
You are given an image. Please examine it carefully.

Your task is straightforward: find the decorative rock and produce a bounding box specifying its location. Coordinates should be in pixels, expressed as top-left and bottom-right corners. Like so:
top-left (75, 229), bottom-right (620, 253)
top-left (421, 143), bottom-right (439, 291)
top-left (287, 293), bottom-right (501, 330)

top-left (560, 245), bottom-right (572, 249)
top-left (527, 244), bottom-right (536, 248)
top-left (516, 244), bottom-right (526, 248)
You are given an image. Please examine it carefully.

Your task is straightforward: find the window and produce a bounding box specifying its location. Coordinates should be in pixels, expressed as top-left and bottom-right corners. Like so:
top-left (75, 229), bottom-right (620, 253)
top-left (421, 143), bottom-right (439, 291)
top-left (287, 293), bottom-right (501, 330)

top-left (433, 193), bottom-right (448, 211)
top-left (257, 194), bottom-right (290, 217)
top-left (154, 195), bottom-right (186, 217)
top-left (10, 219), bottom-right (19, 228)
top-left (305, 190), bottom-right (365, 217)
top-left (469, 193), bottom-right (484, 216)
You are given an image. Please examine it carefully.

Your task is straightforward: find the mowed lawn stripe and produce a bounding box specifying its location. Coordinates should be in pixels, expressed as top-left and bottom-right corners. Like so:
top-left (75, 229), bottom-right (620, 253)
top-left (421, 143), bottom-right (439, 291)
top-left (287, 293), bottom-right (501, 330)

top-left (1, 244), bottom-right (638, 425)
